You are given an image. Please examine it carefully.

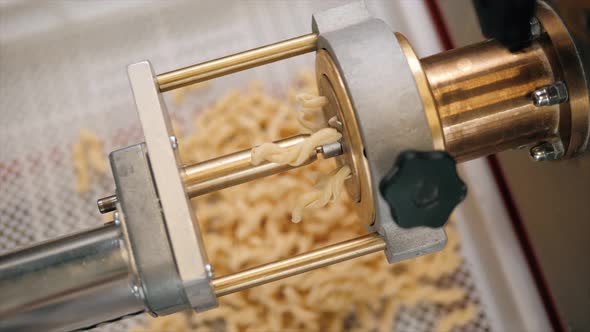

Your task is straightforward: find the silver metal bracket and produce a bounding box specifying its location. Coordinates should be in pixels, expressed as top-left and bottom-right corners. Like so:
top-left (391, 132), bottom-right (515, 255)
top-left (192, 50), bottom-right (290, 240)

top-left (127, 61), bottom-right (217, 312)
top-left (110, 143), bottom-right (190, 315)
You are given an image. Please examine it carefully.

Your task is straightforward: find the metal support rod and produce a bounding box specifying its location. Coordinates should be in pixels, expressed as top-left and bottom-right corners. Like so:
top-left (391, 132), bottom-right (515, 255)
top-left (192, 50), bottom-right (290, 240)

top-left (156, 33), bottom-right (318, 92)
top-left (98, 135), bottom-right (342, 213)
top-left (211, 233), bottom-right (385, 297)
top-left (182, 134), bottom-right (320, 197)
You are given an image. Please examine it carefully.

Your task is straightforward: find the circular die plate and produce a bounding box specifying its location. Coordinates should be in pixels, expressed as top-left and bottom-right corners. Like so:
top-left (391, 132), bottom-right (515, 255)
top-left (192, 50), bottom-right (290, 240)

top-left (316, 50), bottom-right (375, 224)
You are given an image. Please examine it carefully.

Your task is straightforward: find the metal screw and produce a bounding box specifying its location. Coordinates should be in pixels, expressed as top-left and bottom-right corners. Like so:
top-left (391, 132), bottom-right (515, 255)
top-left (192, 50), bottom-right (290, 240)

top-left (131, 284), bottom-right (145, 300)
top-left (532, 82), bottom-right (568, 107)
top-left (530, 17), bottom-right (542, 39)
top-left (529, 142), bottom-right (563, 161)
top-left (205, 264), bottom-right (215, 279)
top-left (169, 135), bottom-right (178, 150)
top-left (113, 211), bottom-right (120, 225)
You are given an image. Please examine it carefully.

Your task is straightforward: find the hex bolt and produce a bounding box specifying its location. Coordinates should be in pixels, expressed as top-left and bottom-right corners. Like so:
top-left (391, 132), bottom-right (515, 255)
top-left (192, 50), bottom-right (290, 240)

top-left (205, 264), bottom-right (215, 279)
top-left (530, 17), bottom-right (542, 39)
top-left (530, 142), bottom-right (561, 161)
top-left (532, 82), bottom-right (568, 107)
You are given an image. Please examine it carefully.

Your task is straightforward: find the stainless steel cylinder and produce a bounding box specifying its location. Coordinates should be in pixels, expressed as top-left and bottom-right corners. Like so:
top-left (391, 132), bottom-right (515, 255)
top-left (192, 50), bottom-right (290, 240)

top-left (0, 223), bottom-right (143, 332)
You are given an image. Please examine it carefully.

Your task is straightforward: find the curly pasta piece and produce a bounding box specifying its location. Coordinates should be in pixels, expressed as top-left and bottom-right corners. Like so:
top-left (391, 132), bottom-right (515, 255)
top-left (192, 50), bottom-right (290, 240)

top-left (435, 304), bottom-right (478, 332)
top-left (250, 127), bottom-right (341, 166)
top-left (296, 93), bottom-right (328, 132)
top-left (72, 142), bottom-right (90, 193)
top-left (291, 166), bottom-right (350, 223)
top-left (252, 92), bottom-right (345, 222)
top-left (72, 128), bottom-right (108, 193)
top-left (251, 96), bottom-right (347, 222)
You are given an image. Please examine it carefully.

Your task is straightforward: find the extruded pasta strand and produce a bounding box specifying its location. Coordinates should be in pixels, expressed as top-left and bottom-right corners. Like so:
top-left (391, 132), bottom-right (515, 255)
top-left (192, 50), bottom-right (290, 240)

top-left (296, 93), bottom-right (329, 132)
top-left (72, 128), bottom-right (108, 193)
top-left (250, 127), bottom-right (341, 166)
top-left (252, 91), bottom-right (348, 222)
top-left (435, 304), bottom-right (478, 332)
top-left (291, 166), bottom-right (351, 223)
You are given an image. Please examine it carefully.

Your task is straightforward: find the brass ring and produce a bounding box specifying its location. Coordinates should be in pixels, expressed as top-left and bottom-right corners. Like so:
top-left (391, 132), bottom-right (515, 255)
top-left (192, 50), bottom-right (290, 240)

top-left (395, 33), bottom-right (445, 151)
top-left (316, 50), bottom-right (375, 224)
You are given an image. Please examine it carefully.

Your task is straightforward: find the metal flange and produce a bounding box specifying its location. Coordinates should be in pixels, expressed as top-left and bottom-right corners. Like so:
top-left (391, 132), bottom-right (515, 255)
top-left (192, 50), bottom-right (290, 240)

top-left (313, 2), bottom-right (447, 263)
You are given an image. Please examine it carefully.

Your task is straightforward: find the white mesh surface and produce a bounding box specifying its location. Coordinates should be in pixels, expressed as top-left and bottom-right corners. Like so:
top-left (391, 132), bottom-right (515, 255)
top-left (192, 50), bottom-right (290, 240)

top-left (0, 1), bottom-right (490, 331)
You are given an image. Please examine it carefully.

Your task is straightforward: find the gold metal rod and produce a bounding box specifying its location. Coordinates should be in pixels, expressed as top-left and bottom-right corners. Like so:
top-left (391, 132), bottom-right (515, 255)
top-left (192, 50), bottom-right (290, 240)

top-left (211, 233), bottom-right (385, 297)
top-left (157, 33), bottom-right (318, 92)
top-left (182, 134), bottom-right (316, 197)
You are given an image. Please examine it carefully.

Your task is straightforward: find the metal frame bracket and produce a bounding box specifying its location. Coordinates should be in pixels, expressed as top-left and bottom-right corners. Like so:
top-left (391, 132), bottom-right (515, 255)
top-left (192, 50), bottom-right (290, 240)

top-left (127, 61), bottom-right (217, 311)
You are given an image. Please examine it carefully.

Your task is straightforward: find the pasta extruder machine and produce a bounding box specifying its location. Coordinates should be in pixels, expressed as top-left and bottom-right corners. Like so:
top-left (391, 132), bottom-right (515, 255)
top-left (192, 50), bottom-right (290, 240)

top-left (0, 1), bottom-right (588, 331)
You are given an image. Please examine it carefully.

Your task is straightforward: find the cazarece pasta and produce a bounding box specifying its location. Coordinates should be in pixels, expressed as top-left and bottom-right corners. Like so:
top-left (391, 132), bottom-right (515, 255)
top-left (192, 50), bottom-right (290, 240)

top-left (291, 165), bottom-right (351, 223)
top-left (251, 92), bottom-right (350, 222)
top-left (72, 128), bottom-right (108, 193)
top-left (72, 71), bottom-right (479, 331)
top-left (295, 93), bottom-right (329, 132)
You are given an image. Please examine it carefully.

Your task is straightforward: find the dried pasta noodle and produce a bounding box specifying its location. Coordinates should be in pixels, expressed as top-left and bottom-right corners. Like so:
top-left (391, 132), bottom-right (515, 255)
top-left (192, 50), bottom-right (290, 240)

top-left (251, 92), bottom-right (348, 221)
top-left (72, 129), bottom-right (113, 222)
top-left (72, 128), bottom-right (108, 193)
top-left (435, 304), bottom-right (478, 332)
top-left (295, 93), bottom-right (329, 132)
top-left (116, 71), bottom-right (478, 332)
top-left (291, 165), bottom-right (350, 223)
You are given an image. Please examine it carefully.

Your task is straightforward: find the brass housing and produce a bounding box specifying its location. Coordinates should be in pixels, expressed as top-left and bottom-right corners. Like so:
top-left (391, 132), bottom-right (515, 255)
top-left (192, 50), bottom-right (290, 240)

top-left (420, 3), bottom-right (589, 160)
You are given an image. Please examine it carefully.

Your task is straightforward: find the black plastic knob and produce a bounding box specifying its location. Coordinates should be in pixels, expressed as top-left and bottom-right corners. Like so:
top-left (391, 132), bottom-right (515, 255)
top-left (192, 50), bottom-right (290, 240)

top-left (379, 150), bottom-right (467, 229)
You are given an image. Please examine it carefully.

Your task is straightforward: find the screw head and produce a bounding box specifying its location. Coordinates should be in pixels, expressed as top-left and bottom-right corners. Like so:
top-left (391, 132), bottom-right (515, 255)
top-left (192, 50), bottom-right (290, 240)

top-left (113, 211), bottom-right (120, 225)
top-left (529, 142), bottom-right (563, 161)
top-left (205, 264), bottom-right (215, 279)
top-left (532, 82), bottom-right (568, 107)
top-left (131, 284), bottom-right (145, 300)
top-left (530, 17), bottom-right (542, 39)
top-left (530, 145), bottom-right (551, 161)
top-left (169, 135), bottom-right (178, 150)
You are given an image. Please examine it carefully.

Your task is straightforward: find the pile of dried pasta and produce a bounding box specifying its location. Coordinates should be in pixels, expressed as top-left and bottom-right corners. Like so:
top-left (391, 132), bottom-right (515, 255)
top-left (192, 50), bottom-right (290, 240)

top-left (130, 72), bottom-right (478, 332)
